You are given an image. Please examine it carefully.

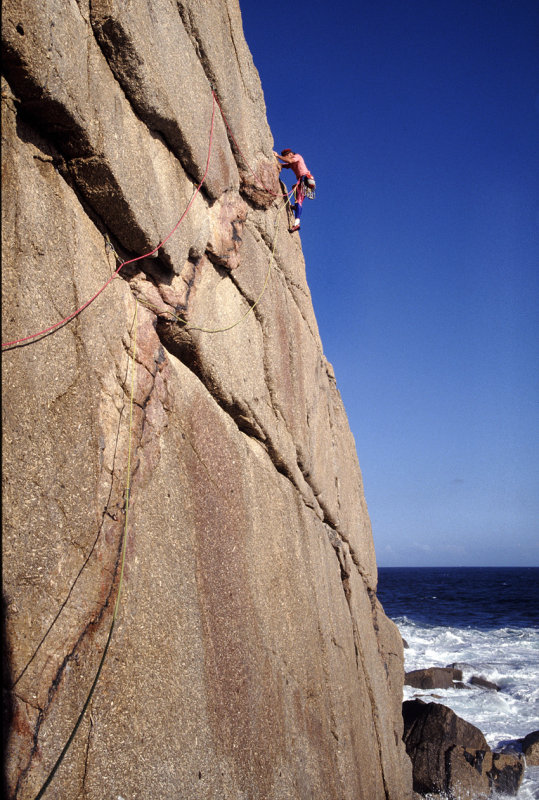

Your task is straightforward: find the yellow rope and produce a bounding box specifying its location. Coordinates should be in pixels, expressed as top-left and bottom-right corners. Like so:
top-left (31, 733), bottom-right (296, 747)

top-left (113, 299), bottom-right (137, 622)
top-left (138, 195), bottom-right (290, 334)
top-left (34, 301), bottom-right (139, 800)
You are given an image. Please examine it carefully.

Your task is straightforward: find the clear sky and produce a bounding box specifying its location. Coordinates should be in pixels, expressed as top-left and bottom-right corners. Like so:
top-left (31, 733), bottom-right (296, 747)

top-left (240, 0), bottom-right (539, 567)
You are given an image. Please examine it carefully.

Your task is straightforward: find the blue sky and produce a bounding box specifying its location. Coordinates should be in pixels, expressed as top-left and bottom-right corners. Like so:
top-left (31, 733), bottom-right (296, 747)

top-left (240, 0), bottom-right (539, 567)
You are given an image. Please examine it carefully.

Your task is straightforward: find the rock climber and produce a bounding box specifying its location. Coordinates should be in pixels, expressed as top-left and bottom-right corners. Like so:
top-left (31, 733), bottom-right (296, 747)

top-left (273, 149), bottom-right (316, 232)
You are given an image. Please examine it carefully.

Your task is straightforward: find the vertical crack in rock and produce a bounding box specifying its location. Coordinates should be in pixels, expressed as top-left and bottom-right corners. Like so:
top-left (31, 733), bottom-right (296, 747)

top-left (81, 710), bottom-right (94, 798)
top-left (9, 320), bottom-right (168, 797)
top-left (11, 338), bottom-right (133, 692)
top-left (249, 216), bottom-right (320, 343)
top-left (14, 572), bottom-right (117, 797)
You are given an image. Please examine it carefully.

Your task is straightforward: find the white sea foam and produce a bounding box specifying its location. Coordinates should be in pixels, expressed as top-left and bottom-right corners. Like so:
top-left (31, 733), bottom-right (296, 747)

top-left (398, 618), bottom-right (539, 798)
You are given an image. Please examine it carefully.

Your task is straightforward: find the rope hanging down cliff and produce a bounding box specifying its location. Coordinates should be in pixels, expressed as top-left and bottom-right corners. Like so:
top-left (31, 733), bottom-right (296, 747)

top-left (2, 89), bottom-right (287, 349)
top-left (1, 94), bottom-right (215, 349)
top-left (33, 300), bottom-right (139, 800)
top-left (30, 189), bottom-right (292, 798)
top-left (136, 188), bottom-right (292, 334)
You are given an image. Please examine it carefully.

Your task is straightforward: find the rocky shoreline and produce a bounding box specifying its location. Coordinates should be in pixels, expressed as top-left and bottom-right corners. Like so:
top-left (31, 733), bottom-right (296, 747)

top-left (402, 666), bottom-right (539, 799)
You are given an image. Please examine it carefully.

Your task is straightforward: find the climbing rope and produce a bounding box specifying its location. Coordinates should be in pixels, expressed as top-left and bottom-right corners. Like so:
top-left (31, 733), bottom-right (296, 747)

top-left (1, 93), bottom-right (217, 349)
top-left (33, 301), bottom-right (139, 800)
top-left (137, 191), bottom-right (292, 334)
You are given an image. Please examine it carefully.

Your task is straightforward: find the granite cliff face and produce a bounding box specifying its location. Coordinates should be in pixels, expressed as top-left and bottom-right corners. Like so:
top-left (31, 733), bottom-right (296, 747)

top-left (2, 2), bottom-right (413, 798)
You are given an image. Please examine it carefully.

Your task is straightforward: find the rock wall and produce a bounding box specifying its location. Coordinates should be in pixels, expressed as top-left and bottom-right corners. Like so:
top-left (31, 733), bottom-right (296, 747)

top-left (2, 1), bottom-right (413, 798)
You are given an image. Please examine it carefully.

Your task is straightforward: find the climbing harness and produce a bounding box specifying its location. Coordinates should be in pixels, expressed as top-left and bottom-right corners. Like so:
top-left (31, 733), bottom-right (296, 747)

top-left (293, 174), bottom-right (316, 202)
top-left (303, 175), bottom-right (316, 199)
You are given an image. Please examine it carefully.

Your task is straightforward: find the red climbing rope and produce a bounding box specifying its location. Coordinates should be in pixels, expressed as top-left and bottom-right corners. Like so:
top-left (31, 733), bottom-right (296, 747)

top-left (1, 94), bottom-right (217, 349)
top-left (2, 87), bottom-right (290, 350)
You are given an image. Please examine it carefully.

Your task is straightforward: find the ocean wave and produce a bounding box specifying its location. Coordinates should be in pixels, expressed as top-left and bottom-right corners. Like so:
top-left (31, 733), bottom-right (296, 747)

top-left (398, 618), bottom-right (539, 799)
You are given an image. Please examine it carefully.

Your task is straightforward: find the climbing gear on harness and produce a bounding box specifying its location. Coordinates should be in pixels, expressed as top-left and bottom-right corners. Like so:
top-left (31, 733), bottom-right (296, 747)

top-left (303, 174), bottom-right (316, 199)
top-left (293, 175), bottom-right (316, 205)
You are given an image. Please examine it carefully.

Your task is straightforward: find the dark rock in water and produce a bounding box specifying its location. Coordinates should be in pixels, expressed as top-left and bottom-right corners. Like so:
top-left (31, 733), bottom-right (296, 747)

top-left (446, 748), bottom-right (524, 798)
top-left (402, 637), bottom-right (410, 649)
top-left (402, 699), bottom-right (524, 797)
top-left (403, 698), bottom-right (488, 751)
top-left (470, 674), bottom-right (500, 691)
top-left (522, 730), bottom-right (539, 765)
top-left (445, 746), bottom-right (492, 797)
top-left (445, 663), bottom-right (501, 692)
top-left (405, 666), bottom-right (463, 689)
top-left (484, 752), bottom-right (525, 795)
top-left (402, 699), bottom-right (487, 794)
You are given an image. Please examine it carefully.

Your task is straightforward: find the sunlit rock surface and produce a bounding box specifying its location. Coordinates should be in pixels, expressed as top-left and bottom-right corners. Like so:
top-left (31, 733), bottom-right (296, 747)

top-left (2, 1), bottom-right (412, 797)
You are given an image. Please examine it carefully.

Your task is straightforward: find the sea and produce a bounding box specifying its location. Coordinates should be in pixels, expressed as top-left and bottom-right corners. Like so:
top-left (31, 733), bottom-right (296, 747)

top-left (377, 567), bottom-right (539, 800)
